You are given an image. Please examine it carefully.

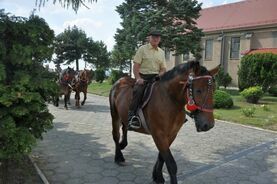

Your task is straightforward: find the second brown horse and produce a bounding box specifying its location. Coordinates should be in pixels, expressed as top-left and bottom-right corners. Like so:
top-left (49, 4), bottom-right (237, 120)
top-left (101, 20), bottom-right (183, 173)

top-left (109, 61), bottom-right (220, 184)
top-left (73, 69), bottom-right (93, 107)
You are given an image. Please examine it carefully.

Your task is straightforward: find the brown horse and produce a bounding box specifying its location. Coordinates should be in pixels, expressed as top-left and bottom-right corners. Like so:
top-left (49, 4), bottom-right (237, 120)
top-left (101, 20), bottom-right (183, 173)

top-left (73, 69), bottom-right (93, 107)
top-left (54, 67), bottom-right (77, 110)
top-left (109, 61), bottom-right (219, 184)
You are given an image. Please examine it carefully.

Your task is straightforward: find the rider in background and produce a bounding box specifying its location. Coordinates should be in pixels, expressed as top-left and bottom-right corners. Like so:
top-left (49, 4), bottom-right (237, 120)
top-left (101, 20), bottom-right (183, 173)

top-left (128, 29), bottom-right (167, 130)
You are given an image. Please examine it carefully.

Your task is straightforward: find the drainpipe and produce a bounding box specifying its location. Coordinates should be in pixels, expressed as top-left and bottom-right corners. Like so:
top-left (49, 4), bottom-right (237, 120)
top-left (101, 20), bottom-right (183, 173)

top-left (220, 31), bottom-right (226, 72)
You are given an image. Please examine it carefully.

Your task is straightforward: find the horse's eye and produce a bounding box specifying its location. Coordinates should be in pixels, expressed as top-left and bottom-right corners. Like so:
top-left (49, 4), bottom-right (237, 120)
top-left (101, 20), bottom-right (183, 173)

top-left (196, 89), bottom-right (202, 94)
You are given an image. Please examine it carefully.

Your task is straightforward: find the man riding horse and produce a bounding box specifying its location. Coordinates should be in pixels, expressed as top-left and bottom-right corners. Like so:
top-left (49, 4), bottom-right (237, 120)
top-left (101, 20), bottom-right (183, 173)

top-left (128, 29), bottom-right (166, 130)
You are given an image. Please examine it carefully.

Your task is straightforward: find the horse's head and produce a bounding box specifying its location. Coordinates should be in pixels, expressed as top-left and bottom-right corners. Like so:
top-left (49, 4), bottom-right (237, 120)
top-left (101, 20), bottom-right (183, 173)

top-left (79, 69), bottom-right (93, 84)
top-left (185, 61), bottom-right (220, 132)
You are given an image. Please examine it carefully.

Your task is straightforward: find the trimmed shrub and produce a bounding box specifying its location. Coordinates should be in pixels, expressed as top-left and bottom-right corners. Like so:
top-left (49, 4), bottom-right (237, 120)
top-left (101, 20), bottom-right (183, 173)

top-left (215, 67), bottom-right (232, 88)
top-left (108, 70), bottom-right (124, 84)
top-left (268, 85), bottom-right (277, 97)
top-left (213, 90), bottom-right (234, 108)
top-left (95, 69), bottom-right (106, 83)
top-left (238, 53), bottom-right (277, 91)
top-left (240, 86), bottom-right (263, 104)
top-left (242, 107), bottom-right (256, 117)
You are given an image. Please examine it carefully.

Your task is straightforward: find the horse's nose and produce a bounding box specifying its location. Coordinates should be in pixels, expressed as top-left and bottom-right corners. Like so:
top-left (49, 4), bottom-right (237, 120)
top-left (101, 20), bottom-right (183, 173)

top-left (201, 122), bottom-right (214, 132)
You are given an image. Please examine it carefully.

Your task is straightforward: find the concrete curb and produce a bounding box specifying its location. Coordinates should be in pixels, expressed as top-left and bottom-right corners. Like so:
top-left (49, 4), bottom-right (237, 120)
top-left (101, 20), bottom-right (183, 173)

top-left (216, 119), bottom-right (277, 134)
top-left (28, 155), bottom-right (50, 184)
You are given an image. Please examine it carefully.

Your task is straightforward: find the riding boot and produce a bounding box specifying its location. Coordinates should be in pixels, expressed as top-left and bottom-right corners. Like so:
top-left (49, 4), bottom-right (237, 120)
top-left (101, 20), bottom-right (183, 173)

top-left (127, 110), bottom-right (141, 130)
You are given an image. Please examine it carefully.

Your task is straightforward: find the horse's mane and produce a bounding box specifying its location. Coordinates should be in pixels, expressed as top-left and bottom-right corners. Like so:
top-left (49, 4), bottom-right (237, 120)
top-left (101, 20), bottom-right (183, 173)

top-left (160, 61), bottom-right (210, 82)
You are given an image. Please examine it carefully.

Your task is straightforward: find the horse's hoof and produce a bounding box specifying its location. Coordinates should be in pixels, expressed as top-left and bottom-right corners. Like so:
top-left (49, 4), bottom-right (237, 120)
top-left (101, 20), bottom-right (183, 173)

top-left (115, 161), bottom-right (127, 166)
top-left (81, 102), bottom-right (85, 106)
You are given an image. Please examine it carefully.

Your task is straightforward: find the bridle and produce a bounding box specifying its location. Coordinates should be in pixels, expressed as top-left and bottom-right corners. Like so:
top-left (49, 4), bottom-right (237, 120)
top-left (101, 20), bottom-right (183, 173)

top-left (180, 73), bottom-right (214, 116)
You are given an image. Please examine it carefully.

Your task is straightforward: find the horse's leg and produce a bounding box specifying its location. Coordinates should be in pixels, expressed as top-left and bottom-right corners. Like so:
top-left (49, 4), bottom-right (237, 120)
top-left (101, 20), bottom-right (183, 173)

top-left (153, 135), bottom-right (177, 184)
top-left (152, 152), bottom-right (165, 184)
top-left (67, 90), bottom-right (71, 105)
top-left (64, 94), bottom-right (68, 110)
top-left (75, 91), bottom-right (80, 107)
top-left (119, 122), bottom-right (128, 150)
top-left (160, 149), bottom-right (177, 184)
top-left (112, 114), bottom-right (125, 164)
top-left (81, 91), bottom-right (87, 106)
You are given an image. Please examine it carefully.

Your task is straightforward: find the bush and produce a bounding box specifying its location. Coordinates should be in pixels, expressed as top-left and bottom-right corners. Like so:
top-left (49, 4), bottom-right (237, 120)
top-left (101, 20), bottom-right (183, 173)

top-left (240, 86), bottom-right (263, 104)
top-left (242, 106), bottom-right (256, 117)
top-left (213, 90), bottom-right (234, 108)
top-left (95, 69), bottom-right (106, 83)
top-left (215, 67), bottom-right (232, 88)
top-left (108, 70), bottom-right (124, 84)
top-left (238, 53), bottom-right (277, 91)
top-left (268, 85), bottom-right (277, 97)
top-left (0, 12), bottom-right (56, 159)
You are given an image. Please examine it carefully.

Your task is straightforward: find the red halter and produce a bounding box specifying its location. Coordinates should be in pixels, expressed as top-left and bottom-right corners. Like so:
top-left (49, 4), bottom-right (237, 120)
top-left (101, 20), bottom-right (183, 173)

top-left (181, 73), bottom-right (214, 114)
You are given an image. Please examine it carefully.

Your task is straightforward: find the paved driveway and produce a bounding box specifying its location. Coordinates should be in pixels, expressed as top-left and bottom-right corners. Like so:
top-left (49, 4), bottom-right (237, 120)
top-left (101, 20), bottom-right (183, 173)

top-left (32, 94), bottom-right (277, 184)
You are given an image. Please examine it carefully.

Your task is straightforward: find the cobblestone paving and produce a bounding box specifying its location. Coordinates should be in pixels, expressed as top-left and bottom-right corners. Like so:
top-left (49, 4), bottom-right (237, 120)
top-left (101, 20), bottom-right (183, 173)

top-left (32, 94), bottom-right (277, 184)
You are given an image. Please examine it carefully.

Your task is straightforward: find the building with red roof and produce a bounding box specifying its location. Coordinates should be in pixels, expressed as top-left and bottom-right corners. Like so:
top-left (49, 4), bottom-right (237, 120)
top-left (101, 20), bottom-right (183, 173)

top-left (195, 0), bottom-right (277, 85)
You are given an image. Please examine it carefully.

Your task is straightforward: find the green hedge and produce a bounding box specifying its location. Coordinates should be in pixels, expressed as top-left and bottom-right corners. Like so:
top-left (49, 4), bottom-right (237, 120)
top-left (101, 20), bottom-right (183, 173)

top-left (240, 86), bottom-right (263, 104)
top-left (213, 90), bottom-right (234, 109)
top-left (0, 11), bottom-right (56, 159)
top-left (95, 69), bottom-right (106, 83)
top-left (238, 53), bottom-right (277, 91)
top-left (215, 67), bottom-right (232, 88)
top-left (268, 85), bottom-right (277, 97)
top-left (108, 70), bottom-right (124, 84)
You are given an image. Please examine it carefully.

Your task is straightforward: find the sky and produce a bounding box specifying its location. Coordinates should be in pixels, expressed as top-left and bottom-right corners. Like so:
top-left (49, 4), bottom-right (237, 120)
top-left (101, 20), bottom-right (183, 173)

top-left (0, 0), bottom-right (242, 69)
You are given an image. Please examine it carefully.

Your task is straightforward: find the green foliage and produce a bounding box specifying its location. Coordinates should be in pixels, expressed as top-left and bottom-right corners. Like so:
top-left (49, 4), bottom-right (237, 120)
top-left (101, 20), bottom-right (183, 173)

top-left (0, 11), bottom-right (56, 159)
top-left (114, 0), bottom-right (203, 70)
top-left (84, 39), bottom-right (110, 70)
top-left (108, 70), bottom-right (124, 84)
top-left (242, 106), bottom-right (256, 117)
top-left (54, 25), bottom-right (87, 71)
top-left (36, 0), bottom-right (97, 13)
top-left (215, 67), bottom-right (232, 88)
top-left (213, 90), bottom-right (234, 109)
top-left (238, 53), bottom-right (277, 91)
top-left (240, 86), bottom-right (263, 104)
top-left (94, 69), bottom-right (106, 83)
top-left (268, 85), bottom-right (277, 97)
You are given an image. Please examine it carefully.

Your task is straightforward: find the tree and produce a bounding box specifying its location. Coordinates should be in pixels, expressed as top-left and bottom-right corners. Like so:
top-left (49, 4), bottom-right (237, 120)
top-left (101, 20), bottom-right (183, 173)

top-left (110, 45), bottom-right (130, 71)
top-left (55, 25), bottom-right (87, 71)
top-left (113, 0), bottom-right (203, 71)
top-left (84, 39), bottom-right (110, 70)
top-left (0, 10), bottom-right (57, 160)
top-left (36, 0), bottom-right (97, 12)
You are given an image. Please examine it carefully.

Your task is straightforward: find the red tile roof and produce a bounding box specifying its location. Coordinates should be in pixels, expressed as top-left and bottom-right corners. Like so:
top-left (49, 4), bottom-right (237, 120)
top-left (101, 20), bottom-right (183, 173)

top-left (243, 48), bottom-right (277, 55)
top-left (197, 0), bottom-right (277, 33)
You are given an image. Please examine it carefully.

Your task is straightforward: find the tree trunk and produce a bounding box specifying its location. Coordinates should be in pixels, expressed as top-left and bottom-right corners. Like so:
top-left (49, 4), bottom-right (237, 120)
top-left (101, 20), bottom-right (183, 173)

top-left (129, 59), bottom-right (132, 77)
top-left (76, 59), bottom-right (79, 71)
top-left (0, 159), bottom-right (9, 183)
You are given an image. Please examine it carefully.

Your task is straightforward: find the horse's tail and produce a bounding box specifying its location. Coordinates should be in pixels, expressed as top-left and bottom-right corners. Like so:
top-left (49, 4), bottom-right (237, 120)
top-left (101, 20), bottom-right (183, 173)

top-left (109, 83), bottom-right (117, 116)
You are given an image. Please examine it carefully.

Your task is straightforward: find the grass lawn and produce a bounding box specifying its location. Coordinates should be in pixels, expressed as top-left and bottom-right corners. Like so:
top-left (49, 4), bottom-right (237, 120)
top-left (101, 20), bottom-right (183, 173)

top-left (215, 89), bottom-right (277, 131)
top-left (87, 82), bottom-right (277, 131)
top-left (87, 81), bottom-right (112, 97)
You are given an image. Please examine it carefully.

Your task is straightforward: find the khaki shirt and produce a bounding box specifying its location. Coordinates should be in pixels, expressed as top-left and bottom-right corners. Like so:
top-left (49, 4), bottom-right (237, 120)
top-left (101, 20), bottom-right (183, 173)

top-left (133, 43), bottom-right (166, 74)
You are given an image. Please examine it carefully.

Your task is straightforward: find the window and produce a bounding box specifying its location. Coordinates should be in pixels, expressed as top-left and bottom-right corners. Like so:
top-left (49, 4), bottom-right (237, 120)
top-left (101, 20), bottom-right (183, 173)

top-left (205, 39), bottom-right (213, 60)
top-left (273, 31), bottom-right (277, 47)
top-left (230, 37), bottom-right (240, 59)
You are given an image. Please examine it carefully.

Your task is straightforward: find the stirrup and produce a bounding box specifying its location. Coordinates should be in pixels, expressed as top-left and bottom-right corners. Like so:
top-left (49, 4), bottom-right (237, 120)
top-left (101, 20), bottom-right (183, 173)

top-left (129, 116), bottom-right (141, 129)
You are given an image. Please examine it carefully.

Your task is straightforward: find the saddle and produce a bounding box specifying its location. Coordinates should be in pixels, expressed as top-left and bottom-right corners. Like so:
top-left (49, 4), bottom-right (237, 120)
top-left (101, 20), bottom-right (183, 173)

top-left (135, 81), bottom-right (157, 134)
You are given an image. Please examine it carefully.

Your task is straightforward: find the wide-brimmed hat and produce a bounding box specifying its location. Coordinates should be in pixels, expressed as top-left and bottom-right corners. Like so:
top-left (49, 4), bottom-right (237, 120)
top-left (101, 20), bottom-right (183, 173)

top-left (149, 30), bottom-right (162, 36)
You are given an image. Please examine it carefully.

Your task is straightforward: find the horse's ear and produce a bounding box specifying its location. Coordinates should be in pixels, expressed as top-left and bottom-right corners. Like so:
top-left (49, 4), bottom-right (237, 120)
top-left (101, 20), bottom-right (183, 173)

top-left (209, 64), bottom-right (221, 76)
top-left (191, 61), bottom-right (201, 75)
